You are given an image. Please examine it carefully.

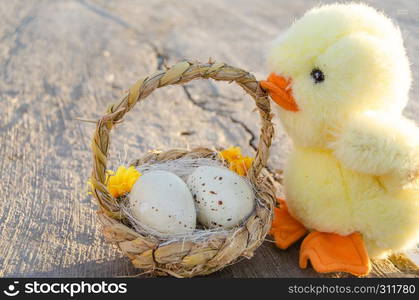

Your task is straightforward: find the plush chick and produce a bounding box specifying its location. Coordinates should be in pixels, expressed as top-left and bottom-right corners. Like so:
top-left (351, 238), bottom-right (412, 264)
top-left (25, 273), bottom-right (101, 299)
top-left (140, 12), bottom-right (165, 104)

top-left (261, 3), bottom-right (419, 276)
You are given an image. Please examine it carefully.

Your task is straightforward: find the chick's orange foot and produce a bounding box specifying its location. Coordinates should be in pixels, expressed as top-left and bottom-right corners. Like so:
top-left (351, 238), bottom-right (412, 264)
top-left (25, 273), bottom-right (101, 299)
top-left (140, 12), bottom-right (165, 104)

top-left (299, 231), bottom-right (371, 276)
top-left (269, 198), bottom-right (307, 249)
top-left (270, 198), bottom-right (370, 276)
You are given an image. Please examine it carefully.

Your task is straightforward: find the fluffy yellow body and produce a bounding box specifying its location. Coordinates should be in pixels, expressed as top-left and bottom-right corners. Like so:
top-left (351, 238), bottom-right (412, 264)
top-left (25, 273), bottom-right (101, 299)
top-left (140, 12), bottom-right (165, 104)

top-left (285, 146), bottom-right (419, 258)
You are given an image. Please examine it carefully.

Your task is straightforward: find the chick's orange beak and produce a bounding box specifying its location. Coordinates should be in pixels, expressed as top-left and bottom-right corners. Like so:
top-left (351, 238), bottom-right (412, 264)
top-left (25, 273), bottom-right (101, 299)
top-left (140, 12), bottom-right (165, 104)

top-left (260, 73), bottom-right (299, 112)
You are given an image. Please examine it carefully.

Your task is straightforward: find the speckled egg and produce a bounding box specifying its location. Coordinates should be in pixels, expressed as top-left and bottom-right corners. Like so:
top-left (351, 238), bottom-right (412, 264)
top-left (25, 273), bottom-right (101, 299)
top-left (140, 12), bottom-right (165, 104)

top-left (129, 170), bottom-right (196, 236)
top-left (187, 166), bottom-right (255, 229)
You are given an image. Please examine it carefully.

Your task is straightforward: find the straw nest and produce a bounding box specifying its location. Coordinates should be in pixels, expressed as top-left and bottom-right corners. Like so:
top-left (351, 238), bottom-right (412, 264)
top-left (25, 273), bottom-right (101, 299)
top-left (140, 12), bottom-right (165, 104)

top-left (90, 60), bottom-right (276, 277)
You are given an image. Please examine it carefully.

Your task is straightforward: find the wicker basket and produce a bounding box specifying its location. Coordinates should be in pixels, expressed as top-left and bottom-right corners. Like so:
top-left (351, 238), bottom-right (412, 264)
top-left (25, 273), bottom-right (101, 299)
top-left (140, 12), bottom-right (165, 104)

top-left (90, 60), bottom-right (276, 277)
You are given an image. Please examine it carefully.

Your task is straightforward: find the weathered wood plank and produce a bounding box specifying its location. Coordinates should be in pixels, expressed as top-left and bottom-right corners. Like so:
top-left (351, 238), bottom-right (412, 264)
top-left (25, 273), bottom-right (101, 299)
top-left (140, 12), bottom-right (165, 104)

top-left (0, 0), bottom-right (417, 277)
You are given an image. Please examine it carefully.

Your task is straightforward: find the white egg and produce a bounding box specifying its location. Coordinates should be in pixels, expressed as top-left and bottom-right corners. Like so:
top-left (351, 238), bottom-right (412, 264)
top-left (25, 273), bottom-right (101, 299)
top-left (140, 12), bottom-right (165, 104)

top-left (187, 166), bottom-right (255, 229)
top-left (129, 170), bottom-right (196, 236)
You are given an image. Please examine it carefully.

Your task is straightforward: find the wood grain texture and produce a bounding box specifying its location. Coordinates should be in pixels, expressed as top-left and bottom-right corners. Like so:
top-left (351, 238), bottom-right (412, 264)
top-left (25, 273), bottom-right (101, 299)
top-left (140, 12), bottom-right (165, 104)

top-left (0, 0), bottom-right (418, 278)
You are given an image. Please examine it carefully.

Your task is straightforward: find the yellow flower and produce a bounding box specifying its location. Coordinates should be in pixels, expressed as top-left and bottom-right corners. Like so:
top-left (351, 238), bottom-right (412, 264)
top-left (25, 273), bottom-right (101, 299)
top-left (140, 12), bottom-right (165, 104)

top-left (220, 146), bottom-right (241, 162)
top-left (107, 166), bottom-right (141, 198)
top-left (229, 157), bottom-right (253, 176)
top-left (219, 146), bottom-right (253, 176)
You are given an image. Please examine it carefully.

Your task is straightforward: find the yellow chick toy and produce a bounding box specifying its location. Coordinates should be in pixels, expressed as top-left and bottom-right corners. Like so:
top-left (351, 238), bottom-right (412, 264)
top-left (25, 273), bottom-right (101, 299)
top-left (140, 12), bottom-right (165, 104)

top-left (261, 3), bottom-right (419, 276)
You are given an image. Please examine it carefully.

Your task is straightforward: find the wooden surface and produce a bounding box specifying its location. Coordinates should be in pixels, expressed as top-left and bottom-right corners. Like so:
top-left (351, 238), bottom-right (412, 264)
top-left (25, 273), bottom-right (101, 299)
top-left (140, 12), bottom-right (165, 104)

top-left (0, 0), bottom-right (418, 278)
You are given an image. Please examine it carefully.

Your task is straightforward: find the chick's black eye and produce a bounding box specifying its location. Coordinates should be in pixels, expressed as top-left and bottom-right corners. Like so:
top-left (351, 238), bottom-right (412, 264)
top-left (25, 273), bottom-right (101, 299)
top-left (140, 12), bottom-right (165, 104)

top-left (311, 68), bottom-right (325, 84)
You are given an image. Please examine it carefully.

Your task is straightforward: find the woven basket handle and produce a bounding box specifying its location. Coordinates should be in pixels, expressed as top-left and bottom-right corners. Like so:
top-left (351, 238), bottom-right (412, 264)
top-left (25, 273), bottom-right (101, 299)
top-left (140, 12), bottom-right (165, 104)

top-left (90, 60), bottom-right (274, 217)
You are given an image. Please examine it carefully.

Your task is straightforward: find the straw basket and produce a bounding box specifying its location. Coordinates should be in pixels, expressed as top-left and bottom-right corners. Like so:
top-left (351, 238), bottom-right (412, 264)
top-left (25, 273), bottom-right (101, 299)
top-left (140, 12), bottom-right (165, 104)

top-left (90, 60), bottom-right (276, 277)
